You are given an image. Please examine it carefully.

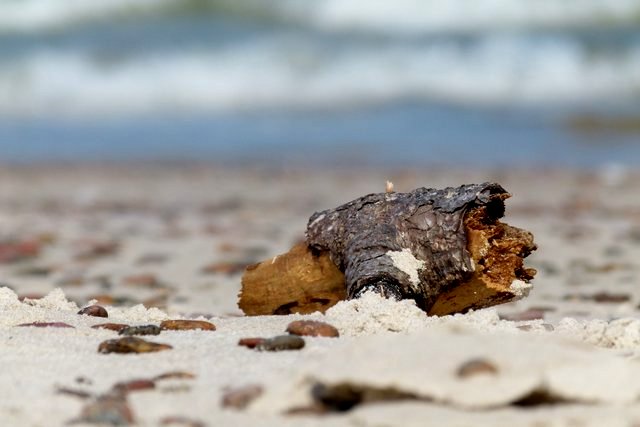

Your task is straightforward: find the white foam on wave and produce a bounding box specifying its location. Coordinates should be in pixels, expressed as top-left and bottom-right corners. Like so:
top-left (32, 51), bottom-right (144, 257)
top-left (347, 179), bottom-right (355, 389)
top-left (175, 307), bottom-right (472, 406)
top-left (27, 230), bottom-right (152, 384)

top-left (1, 37), bottom-right (639, 117)
top-left (287, 0), bottom-right (640, 33)
top-left (0, 0), bottom-right (174, 32)
top-left (2, 0), bottom-right (640, 34)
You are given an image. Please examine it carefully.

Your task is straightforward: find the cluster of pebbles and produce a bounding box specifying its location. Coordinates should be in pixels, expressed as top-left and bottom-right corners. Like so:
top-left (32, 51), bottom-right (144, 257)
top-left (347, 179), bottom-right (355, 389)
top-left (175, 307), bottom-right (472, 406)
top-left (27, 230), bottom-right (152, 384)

top-left (3, 166), bottom-right (640, 426)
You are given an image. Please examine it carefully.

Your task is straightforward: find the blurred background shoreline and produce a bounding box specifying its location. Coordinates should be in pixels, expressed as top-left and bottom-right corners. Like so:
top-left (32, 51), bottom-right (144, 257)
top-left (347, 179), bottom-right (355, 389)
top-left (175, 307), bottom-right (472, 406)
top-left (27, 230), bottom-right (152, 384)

top-left (1, 0), bottom-right (640, 168)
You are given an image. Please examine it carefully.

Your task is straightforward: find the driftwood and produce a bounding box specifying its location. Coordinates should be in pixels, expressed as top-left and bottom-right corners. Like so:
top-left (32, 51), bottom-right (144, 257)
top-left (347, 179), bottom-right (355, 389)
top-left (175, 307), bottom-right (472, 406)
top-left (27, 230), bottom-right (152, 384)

top-left (240, 183), bottom-right (536, 316)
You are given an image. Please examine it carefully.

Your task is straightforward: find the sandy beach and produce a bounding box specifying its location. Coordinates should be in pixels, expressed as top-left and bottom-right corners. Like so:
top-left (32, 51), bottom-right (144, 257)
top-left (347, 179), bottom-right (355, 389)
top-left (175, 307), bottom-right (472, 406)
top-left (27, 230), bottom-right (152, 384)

top-left (2, 164), bottom-right (640, 426)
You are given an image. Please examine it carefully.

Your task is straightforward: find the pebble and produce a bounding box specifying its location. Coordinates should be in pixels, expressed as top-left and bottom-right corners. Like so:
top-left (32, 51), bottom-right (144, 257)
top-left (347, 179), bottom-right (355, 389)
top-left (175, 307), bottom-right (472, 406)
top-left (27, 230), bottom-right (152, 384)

top-left (457, 358), bottom-right (499, 378)
top-left (74, 240), bottom-right (120, 260)
top-left (499, 308), bottom-right (545, 322)
top-left (154, 371), bottom-right (196, 381)
top-left (256, 335), bottom-right (305, 352)
top-left (78, 305), bottom-right (109, 318)
top-left (112, 379), bottom-right (156, 393)
top-left (286, 320), bottom-right (339, 337)
top-left (0, 240), bottom-right (40, 264)
top-left (56, 387), bottom-right (92, 399)
top-left (136, 253), bottom-right (169, 265)
top-left (160, 320), bottom-right (216, 331)
top-left (119, 325), bottom-right (161, 336)
top-left (201, 261), bottom-right (247, 275)
top-left (17, 321), bottom-right (74, 328)
top-left (564, 292), bottom-right (631, 303)
top-left (98, 337), bottom-right (172, 354)
top-left (122, 273), bottom-right (161, 288)
top-left (73, 392), bottom-right (134, 426)
top-left (92, 323), bottom-right (129, 332)
top-left (238, 338), bottom-right (265, 349)
top-left (221, 384), bottom-right (263, 409)
top-left (159, 416), bottom-right (206, 427)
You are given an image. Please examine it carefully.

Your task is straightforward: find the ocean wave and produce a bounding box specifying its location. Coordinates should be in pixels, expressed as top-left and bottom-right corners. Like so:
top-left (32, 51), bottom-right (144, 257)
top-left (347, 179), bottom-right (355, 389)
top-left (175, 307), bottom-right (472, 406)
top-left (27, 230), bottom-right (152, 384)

top-left (1, 36), bottom-right (639, 117)
top-left (2, 0), bottom-right (640, 34)
top-left (0, 0), bottom-right (176, 32)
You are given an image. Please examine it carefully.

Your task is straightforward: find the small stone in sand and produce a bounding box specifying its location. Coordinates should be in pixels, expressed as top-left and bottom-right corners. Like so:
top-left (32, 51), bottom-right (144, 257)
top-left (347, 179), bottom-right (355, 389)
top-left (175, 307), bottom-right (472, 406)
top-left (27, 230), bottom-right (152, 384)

top-left (160, 320), bottom-right (216, 331)
top-left (457, 358), bottom-right (499, 378)
top-left (238, 338), bottom-right (265, 349)
top-left (113, 379), bottom-right (156, 393)
top-left (0, 240), bottom-right (40, 263)
top-left (119, 325), bottom-right (161, 336)
top-left (92, 323), bottom-right (129, 332)
top-left (286, 320), bottom-right (339, 337)
top-left (17, 321), bottom-right (74, 328)
top-left (499, 308), bottom-right (545, 322)
top-left (221, 384), bottom-right (263, 409)
top-left (201, 261), bottom-right (247, 275)
top-left (78, 305), bottom-right (109, 318)
top-left (74, 392), bottom-right (134, 425)
top-left (56, 386), bottom-right (92, 399)
top-left (122, 273), bottom-right (161, 288)
top-left (154, 371), bottom-right (196, 381)
top-left (160, 415), bottom-right (206, 427)
top-left (256, 335), bottom-right (305, 352)
top-left (98, 337), bottom-right (172, 354)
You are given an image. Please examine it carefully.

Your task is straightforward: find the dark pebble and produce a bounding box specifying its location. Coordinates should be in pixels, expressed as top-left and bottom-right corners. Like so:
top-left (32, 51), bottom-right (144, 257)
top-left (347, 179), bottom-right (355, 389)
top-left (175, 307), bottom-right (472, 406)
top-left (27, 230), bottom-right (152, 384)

top-left (256, 335), bottom-right (305, 352)
top-left (112, 379), bottom-right (156, 393)
top-left (98, 337), bottom-right (172, 354)
top-left (56, 387), bottom-right (93, 399)
top-left (119, 325), bottom-right (161, 336)
top-left (499, 308), bottom-right (546, 322)
top-left (78, 305), bottom-right (109, 318)
top-left (286, 320), bottom-right (339, 337)
top-left (17, 321), bottom-right (74, 328)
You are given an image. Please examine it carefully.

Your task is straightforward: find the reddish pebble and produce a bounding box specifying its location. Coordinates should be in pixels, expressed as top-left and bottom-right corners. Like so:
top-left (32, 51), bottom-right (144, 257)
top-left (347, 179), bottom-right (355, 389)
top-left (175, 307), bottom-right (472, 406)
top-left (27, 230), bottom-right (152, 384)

top-left (123, 273), bottom-right (160, 288)
top-left (221, 384), bottom-right (263, 409)
top-left (92, 323), bottom-right (129, 332)
top-left (160, 320), bottom-right (216, 331)
top-left (0, 240), bottom-right (40, 264)
top-left (78, 305), bottom-right (109, 318)
top-left (286, 320), bottom-right (339, 338)
top-left (17, 321), bottom-right (74, 328)
top-left (238, 338), bottom-right (265, 349)
top-left (457, 358), bottom-right (499, 378)
top-left (154, 371), bottom-right (196, 381)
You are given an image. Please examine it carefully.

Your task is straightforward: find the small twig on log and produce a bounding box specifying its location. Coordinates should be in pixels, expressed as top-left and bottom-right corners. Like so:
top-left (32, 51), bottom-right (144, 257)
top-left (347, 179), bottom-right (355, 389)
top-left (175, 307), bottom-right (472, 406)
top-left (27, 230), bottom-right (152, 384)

top-left (240, 182), bottom-right (536, 316)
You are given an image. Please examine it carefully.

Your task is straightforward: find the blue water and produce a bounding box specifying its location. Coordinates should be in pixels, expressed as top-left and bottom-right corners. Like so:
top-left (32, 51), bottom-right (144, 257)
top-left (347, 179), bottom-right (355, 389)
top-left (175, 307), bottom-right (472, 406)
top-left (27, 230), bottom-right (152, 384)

top-left (1, 0), bottom-right (639, 167)
top-left (2, 103), bottom-right (639, 167)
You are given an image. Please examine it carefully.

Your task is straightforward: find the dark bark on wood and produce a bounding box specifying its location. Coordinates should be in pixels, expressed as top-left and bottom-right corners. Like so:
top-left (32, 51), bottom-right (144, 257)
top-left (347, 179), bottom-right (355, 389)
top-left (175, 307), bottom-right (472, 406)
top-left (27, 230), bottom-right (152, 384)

top-left (306, 182), bottom-right (534, 312)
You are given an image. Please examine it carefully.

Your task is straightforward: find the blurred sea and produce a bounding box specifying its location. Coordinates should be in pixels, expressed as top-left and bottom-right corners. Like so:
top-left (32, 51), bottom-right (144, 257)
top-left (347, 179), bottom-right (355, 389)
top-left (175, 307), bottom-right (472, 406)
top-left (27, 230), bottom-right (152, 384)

top-left (1, 0), bottom-right (640, 167)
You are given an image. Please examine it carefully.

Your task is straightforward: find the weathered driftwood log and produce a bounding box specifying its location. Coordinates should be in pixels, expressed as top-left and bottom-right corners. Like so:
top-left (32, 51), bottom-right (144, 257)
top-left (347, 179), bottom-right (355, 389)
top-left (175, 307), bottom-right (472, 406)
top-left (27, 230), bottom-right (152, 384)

top-left (240, 183), bottom-right (536, 316)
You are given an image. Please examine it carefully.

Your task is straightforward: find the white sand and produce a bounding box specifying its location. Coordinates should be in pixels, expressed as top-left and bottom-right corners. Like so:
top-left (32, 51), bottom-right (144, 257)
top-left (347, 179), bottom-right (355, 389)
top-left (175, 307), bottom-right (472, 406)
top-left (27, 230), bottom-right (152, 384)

top-left (2, 166), bottom-right (640, 426)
